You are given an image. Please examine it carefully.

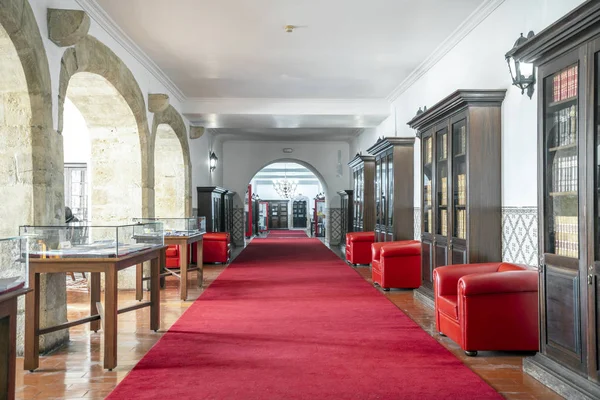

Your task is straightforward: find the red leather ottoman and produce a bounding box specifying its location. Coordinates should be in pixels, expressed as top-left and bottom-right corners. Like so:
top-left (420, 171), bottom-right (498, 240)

top-left (203, 232), bottom-right (231, 264)
top-left (165, 245), bottom-right (180, 268)
top-left (345, 232), bottom-right (375, 265)
top-left (371, 240), bottom-right (421, 290)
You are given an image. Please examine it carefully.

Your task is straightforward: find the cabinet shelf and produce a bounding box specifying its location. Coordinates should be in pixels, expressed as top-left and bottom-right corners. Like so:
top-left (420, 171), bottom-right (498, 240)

top-left (454, 153), bottom-right (466, 158)
top-left (548, 143), bottom-right (576, 152)
top-left (549, 191), bottom-right (577, 197)
top-left (548, 96), bottom-right (577, 109)
top-left (454, 204), bottom-right (467, 208)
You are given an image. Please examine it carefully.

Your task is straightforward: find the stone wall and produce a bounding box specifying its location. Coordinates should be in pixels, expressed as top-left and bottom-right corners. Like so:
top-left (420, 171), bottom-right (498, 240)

top-left (154, 124), bottom-right (185, 217)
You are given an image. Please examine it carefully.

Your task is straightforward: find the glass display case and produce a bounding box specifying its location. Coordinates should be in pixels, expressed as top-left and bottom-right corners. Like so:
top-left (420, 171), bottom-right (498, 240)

top-left (19, 222), bottom-right (164, 258)
top-left (133, 217), bottom-right (206, 236)
top-left (0, 236), bottom-right (29, 295)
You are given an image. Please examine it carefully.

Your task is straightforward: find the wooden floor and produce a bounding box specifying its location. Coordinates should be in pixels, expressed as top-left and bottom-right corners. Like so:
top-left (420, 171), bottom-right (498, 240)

top-left (14, 241), bottom-right (562, 400)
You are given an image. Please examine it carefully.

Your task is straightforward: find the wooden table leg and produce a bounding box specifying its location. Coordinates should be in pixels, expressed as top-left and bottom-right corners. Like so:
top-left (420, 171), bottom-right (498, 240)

top-left (135, 263), bottom-right (143, 301)
top-left (196, 240), bottom-right (203, 288)
top-left (103, 266), bottom-right (118, 371)
top-left (0, 296), bottom-right (17, 399)
top-left (180, 243), bottom-right (188, 301)
top-left (150, 251), bottom-right (162, 332)
top-left (24, 271), bottom-right (40, 372)
top-left (90, 272), bottom-right (101, 332)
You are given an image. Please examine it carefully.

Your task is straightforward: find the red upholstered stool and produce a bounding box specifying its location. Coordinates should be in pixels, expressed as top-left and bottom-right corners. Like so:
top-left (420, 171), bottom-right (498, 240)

top-left (345, 232), bottom-right (375, 265)
top-left (203, 232), bottom-right (231, 264)
top-left (371, 240), bottom-right (421, 290)
top-left (433, 262), bottom-right (539, 356)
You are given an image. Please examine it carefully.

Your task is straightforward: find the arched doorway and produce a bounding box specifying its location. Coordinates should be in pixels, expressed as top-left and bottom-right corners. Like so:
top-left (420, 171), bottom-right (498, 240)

top-left (63, 72), bottom-right (142, 226)
top-left (154, 123), bottom-right (185, 217)
top-left (247, 161), bottom-right (326, 236)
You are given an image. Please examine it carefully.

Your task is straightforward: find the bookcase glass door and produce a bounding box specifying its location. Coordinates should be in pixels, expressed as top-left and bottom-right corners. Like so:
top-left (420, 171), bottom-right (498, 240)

top-left (375, 161), bottom-right (381, 227)
top-left (452, 119), bottom-right (467, 240)
top-left (387, 153), bottom-right (394, 233)
top-left (423, 136), bottom-right (433, 234)
top-left (380, 156), bottom-right (387, 234)
top-left (436, 128), bottom-right (448, 236)
top-left (544, 62), bottom-right (579, 258)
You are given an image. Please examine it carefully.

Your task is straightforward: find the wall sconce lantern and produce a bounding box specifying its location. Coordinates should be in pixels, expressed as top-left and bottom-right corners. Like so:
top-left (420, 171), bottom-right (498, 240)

top-left (209, 151), bottom-right (218, 172)
top-left (505, 31), bottom-right (536, 98)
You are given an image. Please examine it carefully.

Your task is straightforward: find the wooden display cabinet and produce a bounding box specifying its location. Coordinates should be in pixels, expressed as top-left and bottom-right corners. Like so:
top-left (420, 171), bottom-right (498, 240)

top-left (510, 2), bottom-right (600, 398)
top-left (348, 154), bottom-right (375, 233)
top-left (338, 190), bottom-right (354, 246)
top-left (408, 90), bottom-right (505, 303)
top-left (292, 200), bottom-right (308, 228)
top-left (366, 137), bottom-right (415, 242)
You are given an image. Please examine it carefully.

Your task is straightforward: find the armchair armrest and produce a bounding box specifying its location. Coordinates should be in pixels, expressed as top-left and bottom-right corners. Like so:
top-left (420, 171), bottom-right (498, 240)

top-left (371, 242), bottom-right (386, 262)
top-left (381, 241), bottom-right (421, 258)
top-left (433, 263), bottom-right (502, 296)
top-left (459, 270), bottom-right (538, 296)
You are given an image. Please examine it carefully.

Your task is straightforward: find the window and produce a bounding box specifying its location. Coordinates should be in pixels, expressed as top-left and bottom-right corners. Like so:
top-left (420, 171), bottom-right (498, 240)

top-left (64, 163), bottom-right (88, 222)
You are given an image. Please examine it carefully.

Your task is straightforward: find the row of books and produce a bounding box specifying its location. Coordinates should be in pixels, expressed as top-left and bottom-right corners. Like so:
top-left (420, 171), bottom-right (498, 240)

top-left (551, 105), bottom-right (577, 148)
top-left (426, 209), bottom-right (432, 233)
top-left (439, 135), bottom-right (448, 160)
top-left (440, 177), bottom-right (448, 206)
top-left (455, 125), bottom-right (466, 155)
top-left (425, 182), bottom-right (432, 206)
top-left (440, 209), bottom-right (448, 236)
top-left (553, 65), bottom-right (578, 102)
top-left (424, 138), bottom-right (433, 164)
top-left (457, 174), bottom-right (466, 205)
top-left (554, 215), bottom-right (578, 258)
top-left (455, 209), bottom-right (467, 239)
top-left (551, 155), bottom-right (577, 193)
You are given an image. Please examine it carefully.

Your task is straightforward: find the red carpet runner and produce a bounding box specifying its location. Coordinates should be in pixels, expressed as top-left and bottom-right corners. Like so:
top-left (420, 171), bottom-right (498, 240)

top-left (267, 229), bottom-right (308, 238)
top-left (108, 238), bottom-right (501, 399)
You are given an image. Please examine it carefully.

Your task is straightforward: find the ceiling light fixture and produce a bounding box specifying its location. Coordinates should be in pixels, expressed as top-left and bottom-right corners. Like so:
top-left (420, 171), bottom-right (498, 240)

top-left (273, 163), bottom-right (298, 199)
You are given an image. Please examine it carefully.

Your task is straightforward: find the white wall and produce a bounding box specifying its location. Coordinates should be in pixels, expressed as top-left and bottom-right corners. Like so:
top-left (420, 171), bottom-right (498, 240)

top-left (252, 181), bottom-right (323, 201)
top-left (351, 0), bottom-right (585, 208)
top-left (223, 141), bottom-right (351, 207)
top-left (62, 98), bottom-right (90, 164)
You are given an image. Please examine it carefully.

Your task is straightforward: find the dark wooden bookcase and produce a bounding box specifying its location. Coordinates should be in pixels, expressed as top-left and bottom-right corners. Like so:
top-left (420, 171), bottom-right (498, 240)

top-left (348, 154), bottom-right (375, 233)
top-left (366, 137), bottom-right (415, 242)
top-left (292, 200), bottom-right (307, 228)
top-left (337, 190), bottom-right (354, 245)
top-left (408, 90), bottom-right (505, 303)
top-left (197, 186), bottom-right (234, 235)
top-left (510, 2), bottom-right (600, 398)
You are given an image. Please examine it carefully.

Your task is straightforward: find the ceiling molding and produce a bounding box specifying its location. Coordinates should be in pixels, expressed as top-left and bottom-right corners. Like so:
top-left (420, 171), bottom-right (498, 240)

top-left (385, 0), bottom-right (506, 102)
top-left (75, 0), bottom-right (186, 103)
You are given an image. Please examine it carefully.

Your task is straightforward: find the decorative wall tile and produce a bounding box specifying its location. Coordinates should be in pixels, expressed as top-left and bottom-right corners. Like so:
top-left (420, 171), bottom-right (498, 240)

top-left (502, 207), bottom-right (538, 266)
top-left (232, 207), bottom-right (245, 247)
top-left (414, 208), bottom-right (421, 240)
top-left (327, 208), bottom-right (342, 246)
top-left (413, 206), bottom-right (538, 266)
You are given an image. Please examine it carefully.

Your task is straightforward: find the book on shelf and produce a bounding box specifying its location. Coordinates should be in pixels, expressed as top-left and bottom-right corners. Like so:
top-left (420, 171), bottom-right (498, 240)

top-left (439, 135), bottom-right (448, 160)
top-left (425, 182), bottom-right (432, 206)
top-left (441, 177), bottom-right (447, 206)
top-left (455, 209), bottom-right (466, 239)
top-left (552, 155), bottom-right (577, 192)
top-left (425, 139), bottom-right (433, 163)
top-left (552, 65), bottom-right (578, 103)
top-left (459, 125), bottom-right (466, 154)
top-left (457, 174), bottom-right (466, 205)
top-left (552, 105), bottom-right (577, 148)
top-left (440, 209), bottom-right (447, 236)
top-left (554, 215), bottom-right (578, 258)
top-left (427, 209), bottom-right (432, 233)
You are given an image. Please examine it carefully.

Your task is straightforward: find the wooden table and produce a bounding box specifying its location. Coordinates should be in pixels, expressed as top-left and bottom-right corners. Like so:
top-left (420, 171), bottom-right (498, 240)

top-left (1, 288), bottom-right (29, 400)
top-left (136, 234), bottom-right (203, 301)
top-left (24, 246), bottom-right (166, 372)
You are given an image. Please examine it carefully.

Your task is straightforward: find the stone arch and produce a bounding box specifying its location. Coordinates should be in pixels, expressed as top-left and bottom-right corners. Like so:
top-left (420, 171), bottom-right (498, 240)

top-left (151, 105), bottom-right (192, 216)
top-left (0, 0), bottom-right (66, 353)
top-left (58, 35), bottom-right (152, 217)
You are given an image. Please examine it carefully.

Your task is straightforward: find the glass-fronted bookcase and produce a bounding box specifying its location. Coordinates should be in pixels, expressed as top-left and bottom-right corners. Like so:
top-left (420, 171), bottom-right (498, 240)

top-left (348, 154), bottom-right (375, 232)
top-left (511, 3), bottom-right (600, 397)
top-left (367, 137), bottom-right (414, 243)
top-left (408, 90), bottom-right (505, 302)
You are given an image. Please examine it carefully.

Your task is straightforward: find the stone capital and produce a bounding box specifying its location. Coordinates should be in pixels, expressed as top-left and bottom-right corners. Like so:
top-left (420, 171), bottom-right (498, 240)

top-left (47, 9), bottom-right (90, 47)
top-left (148, 93), bottom-right (170, 113)
top-left (189, 125), bottom-right (205, 139)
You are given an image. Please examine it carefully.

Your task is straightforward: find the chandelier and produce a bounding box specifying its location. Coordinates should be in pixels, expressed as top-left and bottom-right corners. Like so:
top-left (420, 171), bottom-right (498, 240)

top-left (273, 164), bottom-right (298, 199)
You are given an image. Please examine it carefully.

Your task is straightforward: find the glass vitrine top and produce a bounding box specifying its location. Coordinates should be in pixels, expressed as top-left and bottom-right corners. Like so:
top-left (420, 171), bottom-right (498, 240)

top-left (19, 222), bottom-right (164, 259)
top-left (0, 236), bottom-right (29, 295)
top-left (132, 217), bottom-right (206, 236)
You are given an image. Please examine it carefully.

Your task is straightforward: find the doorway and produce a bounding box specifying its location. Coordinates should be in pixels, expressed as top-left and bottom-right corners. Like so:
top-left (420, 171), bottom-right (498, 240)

top-left (268, 200), bottom-right (289, 229)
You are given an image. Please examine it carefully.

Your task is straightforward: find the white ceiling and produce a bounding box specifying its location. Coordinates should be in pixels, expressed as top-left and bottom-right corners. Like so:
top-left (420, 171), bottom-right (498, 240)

top-left (94, 0), bottom-right (486, 136)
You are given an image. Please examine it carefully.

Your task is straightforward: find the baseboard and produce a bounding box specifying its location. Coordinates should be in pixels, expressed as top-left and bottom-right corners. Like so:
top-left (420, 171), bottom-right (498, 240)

top-left (524, 354), bottom-right (600, 400)
top-left (413, 287), bottom-right (434, 309)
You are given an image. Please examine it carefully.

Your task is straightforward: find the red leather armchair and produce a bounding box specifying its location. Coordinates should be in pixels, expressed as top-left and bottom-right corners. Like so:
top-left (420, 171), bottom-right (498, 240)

top-left (166, 243), bottom-right (198, 268)
top-left (371, 240), bottom-right (421, 290)
top-left (433, 262), bottom-right (538, 356)
top-left (345, 232), bottom-right (375, 265)
top-left (203, 232), bottom-right (231, 264)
